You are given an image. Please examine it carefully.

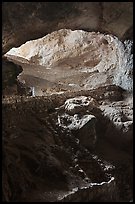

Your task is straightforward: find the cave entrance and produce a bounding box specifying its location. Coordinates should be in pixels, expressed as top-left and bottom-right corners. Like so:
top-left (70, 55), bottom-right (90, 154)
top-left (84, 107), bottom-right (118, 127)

top-left (4, 29), bottom-right (133, 98)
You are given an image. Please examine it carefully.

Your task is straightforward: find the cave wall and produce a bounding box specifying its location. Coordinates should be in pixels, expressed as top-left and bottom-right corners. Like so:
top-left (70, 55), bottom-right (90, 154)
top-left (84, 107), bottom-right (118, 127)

top-left (2, 2), bottom-right (133, 54)
top-left (2, 56), bottom-right (23, 95)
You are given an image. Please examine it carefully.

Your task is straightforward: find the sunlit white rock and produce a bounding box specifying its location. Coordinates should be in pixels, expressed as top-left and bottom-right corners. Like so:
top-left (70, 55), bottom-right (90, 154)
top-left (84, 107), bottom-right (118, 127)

top-left (57, 113), bottom-right (96, 130)
top-left (6, 29), bottom-right (133, 91)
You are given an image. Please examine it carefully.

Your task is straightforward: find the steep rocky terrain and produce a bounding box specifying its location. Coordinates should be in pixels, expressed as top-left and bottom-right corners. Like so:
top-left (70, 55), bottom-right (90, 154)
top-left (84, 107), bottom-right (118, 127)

top-left (2, 2), bottom-right (133, 202)
top-left (2, 86), bottom-right (133, 202)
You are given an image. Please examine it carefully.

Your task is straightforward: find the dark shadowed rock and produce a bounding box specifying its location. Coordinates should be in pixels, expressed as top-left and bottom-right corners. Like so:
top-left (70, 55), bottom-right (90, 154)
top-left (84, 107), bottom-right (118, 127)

top-left (2, 2), bottom-right (133, 54)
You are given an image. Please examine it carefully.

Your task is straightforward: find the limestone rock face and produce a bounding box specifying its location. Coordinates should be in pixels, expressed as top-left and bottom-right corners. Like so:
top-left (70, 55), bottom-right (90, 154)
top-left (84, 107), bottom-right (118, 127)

top-left (6, 29), bottom-right (133, 92)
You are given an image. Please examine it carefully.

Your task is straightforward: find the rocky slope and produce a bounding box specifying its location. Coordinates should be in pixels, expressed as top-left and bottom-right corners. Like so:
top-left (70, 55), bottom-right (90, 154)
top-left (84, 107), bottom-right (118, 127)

top-left (2, 86), bottom-right (133, 202)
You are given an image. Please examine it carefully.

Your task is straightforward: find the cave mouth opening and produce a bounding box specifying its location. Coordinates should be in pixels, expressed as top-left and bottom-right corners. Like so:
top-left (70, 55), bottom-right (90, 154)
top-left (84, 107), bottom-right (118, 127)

top-left (4, 29), bottom-right (133, 98)
top-left (2, 29), bottom-right (133, 202)
top-left (2, 2), bottom-right (133, 202)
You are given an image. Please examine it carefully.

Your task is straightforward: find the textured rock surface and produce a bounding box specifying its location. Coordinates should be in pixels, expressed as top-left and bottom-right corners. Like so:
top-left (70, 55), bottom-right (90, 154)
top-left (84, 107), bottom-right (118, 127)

top-left (6, 29), bottom-right (133, 93)
top-left (2, 57), bottom-right (23, 95)
top-left (2, 2), bottom-right (133, 54)
top-left (2, 2), bottom-right (133, 202)
top-left (99, 98), bottom-right (133, 152)
top-left (2, 93), bottom-right (133, 202)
